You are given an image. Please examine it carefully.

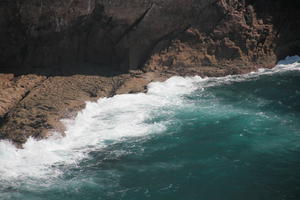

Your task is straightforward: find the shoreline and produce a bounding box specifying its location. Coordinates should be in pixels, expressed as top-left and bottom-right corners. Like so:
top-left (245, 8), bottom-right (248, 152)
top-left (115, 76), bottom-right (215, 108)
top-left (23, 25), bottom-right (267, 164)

top-left (0, 63), bottom-right (274, 147)
top-left (1, 58), bottom-right (299, 200)
top-left (1, 0), bottom-right (299, 146)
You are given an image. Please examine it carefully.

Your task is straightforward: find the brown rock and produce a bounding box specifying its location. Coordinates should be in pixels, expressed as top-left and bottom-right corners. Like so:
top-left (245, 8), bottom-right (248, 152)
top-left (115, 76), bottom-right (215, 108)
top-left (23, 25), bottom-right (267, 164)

top-left (0, 0), bottom-right (299, 145)
top-left (1, 0), bottom-right (299, 73)
top-left (0, 74), bottom-right (46, 118)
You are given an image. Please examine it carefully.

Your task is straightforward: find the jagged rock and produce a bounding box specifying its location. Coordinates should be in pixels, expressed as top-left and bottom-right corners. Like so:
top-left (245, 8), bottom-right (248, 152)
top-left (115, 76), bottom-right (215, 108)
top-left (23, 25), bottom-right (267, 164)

top-left (0, 0), bottom-right (299, 145)
top-left (1, 0), bottom-right (299, 73)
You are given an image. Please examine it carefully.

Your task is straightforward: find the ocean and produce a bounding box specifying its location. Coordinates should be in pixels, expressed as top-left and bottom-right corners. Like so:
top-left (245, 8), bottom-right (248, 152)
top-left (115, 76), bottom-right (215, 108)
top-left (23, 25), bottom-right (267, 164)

top-left (0, 56), bottom-right (299, 200)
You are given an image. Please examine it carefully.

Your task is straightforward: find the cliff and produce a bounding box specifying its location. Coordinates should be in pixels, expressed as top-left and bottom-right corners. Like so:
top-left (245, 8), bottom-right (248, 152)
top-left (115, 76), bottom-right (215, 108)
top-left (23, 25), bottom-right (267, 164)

top-left (0, 0), bottom-right (299, 146)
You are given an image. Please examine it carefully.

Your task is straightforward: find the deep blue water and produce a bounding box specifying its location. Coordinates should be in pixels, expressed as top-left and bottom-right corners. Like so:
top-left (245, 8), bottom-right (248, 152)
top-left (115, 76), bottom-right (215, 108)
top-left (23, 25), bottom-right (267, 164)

top-left (0, 60), bottom-right (300, 200)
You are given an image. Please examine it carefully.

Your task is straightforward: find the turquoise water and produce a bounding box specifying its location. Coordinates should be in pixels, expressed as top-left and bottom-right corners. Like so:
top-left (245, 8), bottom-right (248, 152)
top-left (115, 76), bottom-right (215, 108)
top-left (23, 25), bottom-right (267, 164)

top-left (0, 57), bottom-right (300, 200)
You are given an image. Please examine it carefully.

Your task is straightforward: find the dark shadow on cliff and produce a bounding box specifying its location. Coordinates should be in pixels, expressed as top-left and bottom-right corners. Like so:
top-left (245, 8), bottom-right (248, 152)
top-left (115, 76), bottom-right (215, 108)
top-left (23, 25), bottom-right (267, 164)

top-left (0, 2), bottom-right (129, 77)
top-left (246, 0), bottom-right (300, 60)
top-left (0, 63), bottom-right (128, 77)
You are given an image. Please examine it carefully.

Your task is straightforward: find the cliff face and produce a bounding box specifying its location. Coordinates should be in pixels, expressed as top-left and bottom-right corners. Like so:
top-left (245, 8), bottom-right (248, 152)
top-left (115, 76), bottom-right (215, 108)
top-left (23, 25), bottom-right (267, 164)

top-left (0, 0), bottom-right (299, 145)
top-left (1, 0), bottom-right (299, 73)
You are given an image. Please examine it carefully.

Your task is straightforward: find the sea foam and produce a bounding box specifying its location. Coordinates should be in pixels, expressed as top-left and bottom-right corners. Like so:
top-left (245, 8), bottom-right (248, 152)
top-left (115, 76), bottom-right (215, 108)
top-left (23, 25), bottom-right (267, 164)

top-left (0, 56), bottom-right (299, 182)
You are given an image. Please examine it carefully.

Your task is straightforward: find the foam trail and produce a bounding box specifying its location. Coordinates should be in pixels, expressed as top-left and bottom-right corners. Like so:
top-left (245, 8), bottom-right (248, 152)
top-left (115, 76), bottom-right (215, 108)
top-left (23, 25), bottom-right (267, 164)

top-left (0, 76), bottom-right (202, 181)
top-left (0, 56), bottom-right (299, 182)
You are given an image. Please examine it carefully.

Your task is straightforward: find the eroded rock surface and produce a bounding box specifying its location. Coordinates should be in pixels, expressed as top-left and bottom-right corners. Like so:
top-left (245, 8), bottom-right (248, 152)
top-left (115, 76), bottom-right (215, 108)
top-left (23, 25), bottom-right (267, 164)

top-left (0, 0), bottom-right (299, 145)
top-left (1, 0), bottom-right (299, 73)
top-left (0, 74), bottom-right (45, 118)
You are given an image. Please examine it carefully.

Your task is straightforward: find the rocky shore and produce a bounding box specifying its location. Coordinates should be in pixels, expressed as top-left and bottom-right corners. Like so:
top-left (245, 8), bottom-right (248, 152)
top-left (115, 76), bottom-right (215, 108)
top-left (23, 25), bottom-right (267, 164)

top-left (0, 0), bottom-right (299, 146)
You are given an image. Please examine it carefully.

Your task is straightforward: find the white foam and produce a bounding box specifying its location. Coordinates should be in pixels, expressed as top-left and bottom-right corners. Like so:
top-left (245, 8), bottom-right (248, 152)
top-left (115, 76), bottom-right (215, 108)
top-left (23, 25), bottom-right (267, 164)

top-left (276, 55), bottom-right (300, 65)
top-left (0, 56), bottom-right (299, 181)
top-left (0, 77), bottom-right (199, 181)
top-left (147, 76), bottom-right (204, 96)
top-left (199, 55), bottom-right (300, 87)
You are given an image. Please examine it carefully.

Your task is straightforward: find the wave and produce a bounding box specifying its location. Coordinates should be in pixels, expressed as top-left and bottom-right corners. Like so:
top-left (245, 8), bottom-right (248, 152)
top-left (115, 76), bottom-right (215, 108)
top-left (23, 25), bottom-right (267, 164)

top-left (0, 56), bottom-right (299, 182)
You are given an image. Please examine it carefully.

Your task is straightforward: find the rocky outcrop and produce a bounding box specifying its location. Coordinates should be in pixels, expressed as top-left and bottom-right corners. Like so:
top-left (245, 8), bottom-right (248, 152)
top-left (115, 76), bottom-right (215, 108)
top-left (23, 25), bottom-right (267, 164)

top-left (144, 0), bottom-right (300, 74)
top-left (1, 0), bottom-right (299, 73)
top-left (0, 70), bottom-right (169, 146)
top-left (0, 0), bottom-right (299, 146)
